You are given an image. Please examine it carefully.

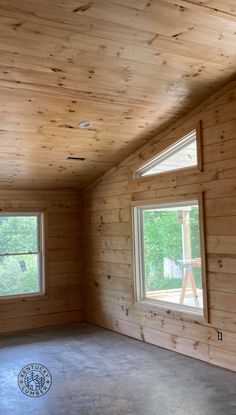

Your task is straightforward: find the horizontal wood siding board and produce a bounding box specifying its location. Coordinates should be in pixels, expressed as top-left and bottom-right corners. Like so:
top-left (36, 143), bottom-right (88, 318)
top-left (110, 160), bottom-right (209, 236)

top-left (0, 310), bottom-right (82, 334)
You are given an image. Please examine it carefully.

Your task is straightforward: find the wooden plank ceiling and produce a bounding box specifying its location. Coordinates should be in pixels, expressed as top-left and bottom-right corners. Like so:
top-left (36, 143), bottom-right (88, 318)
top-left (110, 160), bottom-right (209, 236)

top-left (0, 0), bottom-right (235, 189)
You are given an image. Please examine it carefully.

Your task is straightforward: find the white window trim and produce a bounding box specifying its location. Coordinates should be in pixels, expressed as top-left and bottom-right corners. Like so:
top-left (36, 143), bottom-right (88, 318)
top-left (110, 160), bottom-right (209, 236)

top-left (132, 196), bottom-right (208, 321)
top-left (132, 122), bottom-right (203, 179)
top-left (0, 212), bottom-right (45, 299)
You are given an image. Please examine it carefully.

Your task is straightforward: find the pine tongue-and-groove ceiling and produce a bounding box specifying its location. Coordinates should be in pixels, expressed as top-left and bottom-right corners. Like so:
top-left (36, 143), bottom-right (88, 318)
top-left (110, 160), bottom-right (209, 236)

top-left (0, 0), bottom-right (235, 189)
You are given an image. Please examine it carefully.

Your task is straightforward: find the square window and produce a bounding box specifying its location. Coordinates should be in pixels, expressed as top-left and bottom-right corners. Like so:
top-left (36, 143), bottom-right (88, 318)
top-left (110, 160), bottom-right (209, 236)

top-left (0, 213), bottom-right (44, 298)
top-left (133, 197), bottom-right (207, 318)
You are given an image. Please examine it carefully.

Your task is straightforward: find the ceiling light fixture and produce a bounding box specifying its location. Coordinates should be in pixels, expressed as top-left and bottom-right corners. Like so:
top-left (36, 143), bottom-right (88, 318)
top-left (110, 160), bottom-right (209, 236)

top-left (79, 121), bottom-right (92, 129)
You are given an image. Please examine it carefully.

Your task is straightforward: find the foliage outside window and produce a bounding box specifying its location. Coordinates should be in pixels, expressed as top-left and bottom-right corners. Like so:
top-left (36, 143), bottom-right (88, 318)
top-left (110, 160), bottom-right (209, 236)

top-left (0, 214), bottom-right (44, 298)
top-left (133, 198), bottom-right (207, 317)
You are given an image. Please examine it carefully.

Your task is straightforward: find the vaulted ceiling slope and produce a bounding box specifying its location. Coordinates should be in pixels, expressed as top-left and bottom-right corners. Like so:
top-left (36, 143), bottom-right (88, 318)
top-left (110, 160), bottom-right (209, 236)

top-left (0, 0), bottom-right (235, 189)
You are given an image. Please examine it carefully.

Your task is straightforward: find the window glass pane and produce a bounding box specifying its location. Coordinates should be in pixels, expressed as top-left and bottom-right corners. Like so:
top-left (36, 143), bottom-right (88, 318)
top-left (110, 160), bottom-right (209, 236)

top-left (0, 254), bottom-right (40, 297)
top-left (133, 130), bottom-right (197, 178)
top-left (0, 215), bottom-right (38, 254)
top-left (142, 139), bottom-right (197, 176)
top-left (142, 201), bottom-right (203, 310)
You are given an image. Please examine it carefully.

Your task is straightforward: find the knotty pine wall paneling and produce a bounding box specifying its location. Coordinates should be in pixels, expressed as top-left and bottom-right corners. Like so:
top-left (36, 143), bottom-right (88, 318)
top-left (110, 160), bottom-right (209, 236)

top-left (83, 80), bottom-right (236, 372)
top-left (0, 190), bottom-right (82, 334)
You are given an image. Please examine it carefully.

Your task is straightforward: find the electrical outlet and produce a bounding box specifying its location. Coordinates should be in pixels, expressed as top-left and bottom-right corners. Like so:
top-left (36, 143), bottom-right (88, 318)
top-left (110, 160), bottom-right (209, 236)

top-left (65, 299), bottom-right (69, 305)
top-left (217, 331), bottom-right (223, 341)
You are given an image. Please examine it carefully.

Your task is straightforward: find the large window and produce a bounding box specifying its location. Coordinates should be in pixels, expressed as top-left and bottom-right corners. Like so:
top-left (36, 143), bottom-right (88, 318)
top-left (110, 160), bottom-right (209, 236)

top-left (0, 213), bottom-right (44, 298)
top-left (133, 197), bottom-right (207, 318)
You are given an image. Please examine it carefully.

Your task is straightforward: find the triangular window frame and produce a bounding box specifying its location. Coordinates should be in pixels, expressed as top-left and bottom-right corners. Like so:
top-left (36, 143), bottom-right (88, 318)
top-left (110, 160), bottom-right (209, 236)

top-left (132, 123), bottom-right (202, 179)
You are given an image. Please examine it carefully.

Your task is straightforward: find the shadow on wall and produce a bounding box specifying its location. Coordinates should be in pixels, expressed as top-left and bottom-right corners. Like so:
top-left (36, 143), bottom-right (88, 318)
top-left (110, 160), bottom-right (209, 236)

top-left (117, 72), bottom-right (236, 164)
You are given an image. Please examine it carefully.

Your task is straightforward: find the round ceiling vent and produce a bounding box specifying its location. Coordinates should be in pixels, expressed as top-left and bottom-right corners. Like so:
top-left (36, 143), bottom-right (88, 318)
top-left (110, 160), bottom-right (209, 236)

top-left (79, 121), bottom-right (92, 129)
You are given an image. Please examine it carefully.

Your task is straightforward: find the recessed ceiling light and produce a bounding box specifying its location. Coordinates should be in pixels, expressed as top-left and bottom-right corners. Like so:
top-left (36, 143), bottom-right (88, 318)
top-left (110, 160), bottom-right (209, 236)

top-left (79, 121), bottom-right (92, 129)
top-left (67, 156), bottom-right (86, 161)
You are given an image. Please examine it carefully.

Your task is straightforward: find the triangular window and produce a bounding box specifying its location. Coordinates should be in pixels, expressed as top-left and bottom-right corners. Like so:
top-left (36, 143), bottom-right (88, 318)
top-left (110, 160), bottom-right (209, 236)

top-left (133, 129), bottom-right (199, 179)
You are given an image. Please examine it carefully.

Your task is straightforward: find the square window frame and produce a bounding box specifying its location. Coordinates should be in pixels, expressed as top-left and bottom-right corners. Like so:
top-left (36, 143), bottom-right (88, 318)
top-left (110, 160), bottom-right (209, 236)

top-left (0, 210), bottom-right (48, 302)
top-left (131, 121), bottom-right (203, 180)
top-left (131, 193), bottom-right (208, 323)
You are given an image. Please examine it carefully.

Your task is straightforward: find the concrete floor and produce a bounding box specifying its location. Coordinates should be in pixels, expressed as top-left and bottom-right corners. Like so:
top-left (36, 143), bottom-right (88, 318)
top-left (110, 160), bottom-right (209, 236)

top-left (0, 323), bottom-right (235, 415)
